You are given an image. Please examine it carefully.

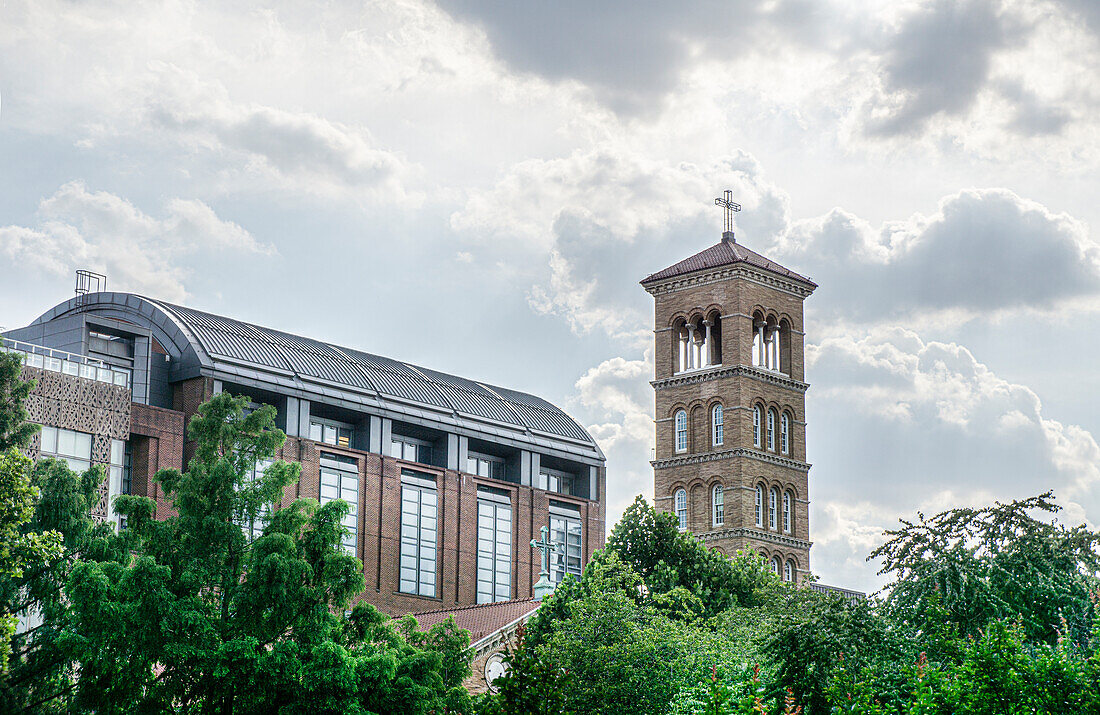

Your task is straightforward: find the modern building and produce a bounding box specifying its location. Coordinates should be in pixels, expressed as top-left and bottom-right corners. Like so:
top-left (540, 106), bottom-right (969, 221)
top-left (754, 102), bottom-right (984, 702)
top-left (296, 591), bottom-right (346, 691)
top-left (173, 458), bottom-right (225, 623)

top-left (641, 225), bottom-right (816, 583)
top-left (4, 291), bottom-right (606, 614)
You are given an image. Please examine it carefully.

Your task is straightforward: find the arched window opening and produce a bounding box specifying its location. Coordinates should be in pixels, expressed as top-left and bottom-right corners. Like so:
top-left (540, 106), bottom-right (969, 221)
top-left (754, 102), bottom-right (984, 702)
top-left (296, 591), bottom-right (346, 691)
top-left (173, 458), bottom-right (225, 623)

top-left (707, 312), bottom-right (722, 366)
top-left (783, 491), bottom-right (792, 534)
top-left (780, 412), bottom-right (790, 455)
top-left (677, 315), bottom-right (721, 373)
top-left (674, 410), bottom-right (688, 453)
top-left (770, 556), bottom-right (781, 576)
top-left (752, 406), bottom-right (762, 448)
top-left (768, 323), bottom-right (781, 372)
top-left (767, 409), bottom-right (777, 451)
top-left (713, 485), bottom-right (724, 526)
top-left (754, 484), bottom-right (763, 527)
top-left (784, 560), bottom-right (795, 583)
top-left (768, 488), bottom-right (778, 530)
top-left (712, 405), bottom-right (724, 446)
top-left (752, 313), bottom-right (767, 368)
top-left (674, 489), bottom-right (687, 530)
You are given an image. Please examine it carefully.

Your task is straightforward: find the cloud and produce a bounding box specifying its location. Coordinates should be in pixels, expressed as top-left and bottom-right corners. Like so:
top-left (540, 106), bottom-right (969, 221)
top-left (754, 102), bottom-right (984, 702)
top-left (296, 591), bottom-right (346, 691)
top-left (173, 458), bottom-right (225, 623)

top-left (0, 182), bottom-right (275, 302)
top-left (807, 326), bottom-right (1100, 590)
top-left (454, 148), bottom-right (790, 344)
top-left (433, 0), bottom-right (826, 115)
top-left (769, 188), bottom-right (1099, 322)
top-left (571, 351), bottom-right (657, 520)
top-left (867, 0), bottom-right (1016, 136)
top-left (143, 65), bottom-right (417, 203)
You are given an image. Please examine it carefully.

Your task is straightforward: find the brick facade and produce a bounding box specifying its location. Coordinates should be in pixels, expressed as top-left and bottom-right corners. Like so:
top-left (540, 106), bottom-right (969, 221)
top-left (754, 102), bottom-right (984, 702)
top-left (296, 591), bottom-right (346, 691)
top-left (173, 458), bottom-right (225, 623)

top-left (644, 236), bottom-right (816, 581)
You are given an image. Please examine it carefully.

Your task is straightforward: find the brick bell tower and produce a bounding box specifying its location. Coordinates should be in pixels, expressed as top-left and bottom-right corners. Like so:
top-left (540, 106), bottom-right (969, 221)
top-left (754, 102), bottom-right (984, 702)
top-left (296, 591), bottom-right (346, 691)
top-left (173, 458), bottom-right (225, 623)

top-left (640, 193), bottom-right (817, 583)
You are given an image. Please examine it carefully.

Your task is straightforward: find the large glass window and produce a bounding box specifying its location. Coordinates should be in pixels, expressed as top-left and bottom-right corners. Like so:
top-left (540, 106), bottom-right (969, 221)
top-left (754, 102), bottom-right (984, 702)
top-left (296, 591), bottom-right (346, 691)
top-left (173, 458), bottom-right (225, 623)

top-left (753, 406), bottom-right (762, 448)
top-left (550, 508), bottom-right (582, 584)
top-left (784, 560), bottom-right (796, 583)
top-left (392, 435), bottom-right (433, 464)
top-left (319, 453), bottom-right (359, 557)
top-left (538, 467), bottom-right (575, 495)
top-left (755, 485), bottom-right (763, 527)
top-left (400, 481), bottom-right (438, 596)
top-left (767, 409), bottom-right (777, 451)
top-left (674, 488), bottom-right (687, 530)
top-left (780, 413), bottom-right (790, 455)
top-left (467, 452), bottom-right (504, 479)
top-left (310, 419), bottom-right (352, 448)
top-left (39, 426), bottom-right (92, 473)
top-left (476, 497), bottom-right (512, 604)
top-left (712, 405), bottom-right (723, 446)
top-left (713, 485), bottom-right (724, 526)
top-left (674, 410), bottom-right (687, 453)
top-left (769, 488), bottom-right (778, 530)
top-left (236, 459), bottom-right (274, 542)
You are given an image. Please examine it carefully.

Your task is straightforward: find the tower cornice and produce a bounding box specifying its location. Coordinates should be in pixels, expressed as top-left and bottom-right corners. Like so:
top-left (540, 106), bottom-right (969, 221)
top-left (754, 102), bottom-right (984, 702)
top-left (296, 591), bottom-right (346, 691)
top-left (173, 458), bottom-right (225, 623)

top-left (699, 527), bottom-right (812, 551)
top-left (652, 363), bottom-right (809, 393)
top-left (651, 447), bottom-right (811, 472)
top-left (642, 264), bottom-right (816, 299)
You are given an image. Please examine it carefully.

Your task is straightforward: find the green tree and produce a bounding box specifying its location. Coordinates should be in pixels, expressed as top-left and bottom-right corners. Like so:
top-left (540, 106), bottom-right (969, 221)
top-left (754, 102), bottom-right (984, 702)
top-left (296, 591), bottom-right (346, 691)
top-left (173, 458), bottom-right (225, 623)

top-left (0, 352), bottom-right (38, 451)
top-left (4, 391), bottom-right (471, 713)
top-left (871, 492), bottom-right (1100, 647)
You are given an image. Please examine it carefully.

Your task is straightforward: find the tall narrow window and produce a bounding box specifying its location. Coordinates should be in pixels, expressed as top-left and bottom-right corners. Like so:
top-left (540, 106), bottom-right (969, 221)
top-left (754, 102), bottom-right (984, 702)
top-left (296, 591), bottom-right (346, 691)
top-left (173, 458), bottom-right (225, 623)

top-left (400, 480), bottom-right (438, 596)
top-left (712, 405), bottom-right (723, 446)
top-left (712, 485), bottom-right (724, 526)
top-left (769, 329), bottom-right (781, 371)
top-left (767, 409), bottom-right (777, 451)
top-left (784, 560), bottom-right (794, 582)
top-left (768, 488), bottom-right (778, 530)
top-left (783, 491), bottom-right (792, 534)
top-left (674, 410), bottom-right (688, 453)
top-left (674, 489), bottom-right (687, 530)
top-left (477, 496), bottom-right (512, 604)
top-left (755, 484), bottom-right (763, 527)
top-left (753, 330), bottom-right (764, 367)
top-left (752, 406), bottom-right (762, 448)
top-left (780, 413), bottom-right (790, 455)
top-left (550, 509), bottom-right (582, 584)
top-left (236, 459), bottom-right (274, 542)
top-left (771, 556), bottom-right (781, 575)
top-left (319, 453), bottom-right (359, 557)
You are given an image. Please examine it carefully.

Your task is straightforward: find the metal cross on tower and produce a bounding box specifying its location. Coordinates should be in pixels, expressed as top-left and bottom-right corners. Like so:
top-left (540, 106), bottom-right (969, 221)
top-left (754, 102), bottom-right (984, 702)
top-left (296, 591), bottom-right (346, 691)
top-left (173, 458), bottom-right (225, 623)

top-left (714, 190), bottom-right (742, 235)
top-left (530, 525), bottom-right (558, 600)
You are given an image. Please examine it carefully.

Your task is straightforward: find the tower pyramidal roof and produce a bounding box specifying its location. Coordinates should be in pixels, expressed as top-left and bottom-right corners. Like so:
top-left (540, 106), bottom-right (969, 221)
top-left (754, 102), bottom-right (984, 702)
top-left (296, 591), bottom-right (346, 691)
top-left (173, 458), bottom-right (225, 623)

top-left (640, 232), bottom-right (816, 287)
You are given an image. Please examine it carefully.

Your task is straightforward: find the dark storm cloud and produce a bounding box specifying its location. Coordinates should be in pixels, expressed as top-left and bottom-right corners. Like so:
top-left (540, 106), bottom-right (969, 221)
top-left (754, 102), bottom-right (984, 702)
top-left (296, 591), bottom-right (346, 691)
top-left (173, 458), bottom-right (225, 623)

top-left (869, 0), bottom-right (1017, 136)
top-left (432, 0), bottom-right (823, 115)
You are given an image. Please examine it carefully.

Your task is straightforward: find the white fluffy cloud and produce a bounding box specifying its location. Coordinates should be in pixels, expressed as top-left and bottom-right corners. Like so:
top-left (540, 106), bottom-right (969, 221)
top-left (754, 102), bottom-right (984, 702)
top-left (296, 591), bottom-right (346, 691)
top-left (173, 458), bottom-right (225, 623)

top-left (0, 182), bottom-right (274, 302)
top-left (807, 326), bottom-right (1100, 590)
top-left (768, 188), bottom-right (1100, 322)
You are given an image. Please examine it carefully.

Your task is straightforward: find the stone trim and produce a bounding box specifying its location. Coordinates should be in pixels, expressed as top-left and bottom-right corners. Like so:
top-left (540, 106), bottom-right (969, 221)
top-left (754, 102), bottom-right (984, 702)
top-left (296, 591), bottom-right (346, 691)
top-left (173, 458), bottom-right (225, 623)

top-left (652, 448), bottom-right (810, 472)
top-left (643, 264), bottom-right (816, 299)
top-left (700, 527), bottom-right (812, 551)
top-left (652, 364), bottom-right (808, 393)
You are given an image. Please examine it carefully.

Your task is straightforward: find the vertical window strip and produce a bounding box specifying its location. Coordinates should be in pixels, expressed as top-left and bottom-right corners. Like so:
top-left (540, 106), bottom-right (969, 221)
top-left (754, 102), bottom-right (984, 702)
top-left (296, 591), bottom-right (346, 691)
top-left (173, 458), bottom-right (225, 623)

top-left (767, 409), bottom-right (776, 451)
top-left (755, 485), bottom-right (763, 527)
top-left (712, 405), bottom-right (723, 446)
top-left (476, 500), bottom-right (512, 604)
top-left (550, 514), bottom-right (583, 584)
top-left (675, 410), bottom-right (688, 452)
top-left (319, 462), bottom-right (359, 557)
top-left (713, 485), bottom-right (724, 526)
top-left (674, 489), bottom-right (687, 530)
top-left (752, 407), bottom-right (761, 448)
top-left (783, 491), bottom-right (792, 534)
top-left (399, 484), bottom-right (437, 596)
top-left (236, 459), bottom-right (274, 542)
top-left (780, 413), bottom-right (790, 455)
top-left (769, 488), bottom-right (778, 530)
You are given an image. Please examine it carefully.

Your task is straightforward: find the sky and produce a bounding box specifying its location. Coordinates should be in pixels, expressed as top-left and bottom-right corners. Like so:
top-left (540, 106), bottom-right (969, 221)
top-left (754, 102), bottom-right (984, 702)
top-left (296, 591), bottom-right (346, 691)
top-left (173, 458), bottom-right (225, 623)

top-left (2, 0), bottom-right (1099, 593)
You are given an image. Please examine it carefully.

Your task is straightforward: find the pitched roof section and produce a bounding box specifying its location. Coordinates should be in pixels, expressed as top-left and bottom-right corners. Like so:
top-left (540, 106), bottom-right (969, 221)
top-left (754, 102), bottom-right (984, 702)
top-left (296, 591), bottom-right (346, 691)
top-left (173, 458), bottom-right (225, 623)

top-left (641, 236), bottom-right (816, 287)
top-left (147, 299), bottom-right (596, 445)
top-left (410, 598), bottom-right (541, 644)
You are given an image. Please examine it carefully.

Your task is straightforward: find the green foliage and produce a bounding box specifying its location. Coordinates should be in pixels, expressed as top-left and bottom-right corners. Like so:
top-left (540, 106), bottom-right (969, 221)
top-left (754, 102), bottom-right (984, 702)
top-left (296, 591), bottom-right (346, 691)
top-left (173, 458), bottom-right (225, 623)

top-left (2, 391), bottom-right (472, 713)
top-left (872, 491), bottom-right (1100, 647)
top-left (607, 496), bottom-right (781, 616)
top-left (0, 351), bottom-right (38, 451)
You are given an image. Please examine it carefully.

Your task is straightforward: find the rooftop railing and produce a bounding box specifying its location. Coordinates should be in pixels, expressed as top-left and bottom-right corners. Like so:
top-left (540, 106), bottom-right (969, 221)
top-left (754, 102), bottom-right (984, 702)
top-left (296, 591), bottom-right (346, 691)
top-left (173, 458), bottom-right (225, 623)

top-left (1, 337), bottom-right (130, 388)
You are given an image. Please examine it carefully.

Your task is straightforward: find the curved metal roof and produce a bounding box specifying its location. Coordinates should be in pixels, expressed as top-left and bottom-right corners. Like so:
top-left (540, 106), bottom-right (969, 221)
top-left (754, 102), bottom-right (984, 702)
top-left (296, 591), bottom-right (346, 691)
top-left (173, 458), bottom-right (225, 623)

top-left (29, 293), bottom-right (599, 452)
